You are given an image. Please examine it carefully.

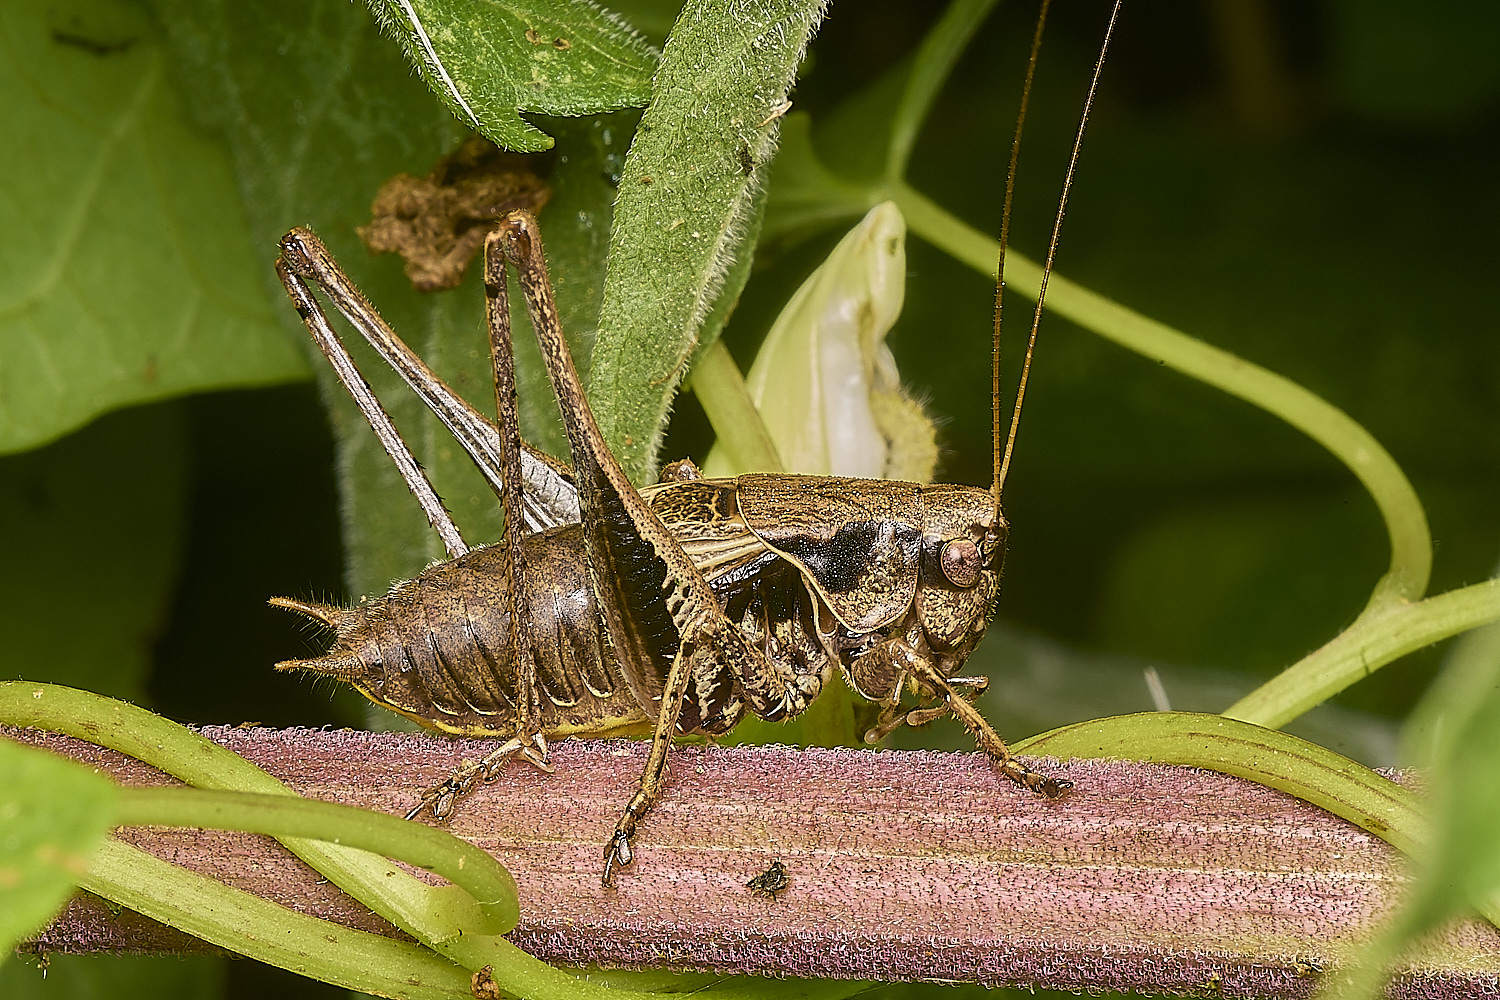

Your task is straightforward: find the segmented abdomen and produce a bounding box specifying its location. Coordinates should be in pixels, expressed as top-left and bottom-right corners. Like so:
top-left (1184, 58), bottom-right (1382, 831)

top-left (322, 527), bottom-right (651, 739)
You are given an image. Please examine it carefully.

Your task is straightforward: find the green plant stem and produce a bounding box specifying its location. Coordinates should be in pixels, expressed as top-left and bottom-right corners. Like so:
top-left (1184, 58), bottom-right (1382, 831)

top-left (0, 683), bottom-right (690, 1000)
top-left (1016, 712), bottom-right (1426, 854)
top-left (115, 787), bottom-right (517, 933)
top-left (689, 339), bottom-right (784, 472)
top-left (892, 181), bottom-right (1431, 609)
top-left (0, 683), bottom-right (484, 953)
top-left (1223, 578), bottom-right (1500, 730)
top-left (885, 0), bottom-right (999, 180)
top-left (80, 837), bottom-right (474, 1000)
top-left (891, 181), bottom-right (1460, 729)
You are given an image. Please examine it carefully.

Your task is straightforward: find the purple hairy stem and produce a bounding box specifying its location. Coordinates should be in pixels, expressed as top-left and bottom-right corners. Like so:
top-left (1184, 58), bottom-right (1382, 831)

top-left (12, 726), bottom-right (1498, 998)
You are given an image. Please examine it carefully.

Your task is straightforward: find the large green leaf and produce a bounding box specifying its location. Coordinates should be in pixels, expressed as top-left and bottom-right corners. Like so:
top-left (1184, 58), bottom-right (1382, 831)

top-left (0, 738), bottom-right (117, 959)
top-left (1409, 623), bottom-right (1500, 918)
top-left (365, 0), bottom-right (659, 152)
top-left (0, 0), bottom-right (305, 454)
top-left (1320, 621), bottom-right (1500, 998)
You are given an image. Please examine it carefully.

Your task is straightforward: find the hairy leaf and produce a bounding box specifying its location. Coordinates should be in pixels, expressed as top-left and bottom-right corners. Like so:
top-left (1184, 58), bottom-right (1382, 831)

top-left (152, 0), bottom-right (627, 599)
top-left (591, 0), bottom-right (828, 483)
top-left (365, 0), bottom-right (658, 152)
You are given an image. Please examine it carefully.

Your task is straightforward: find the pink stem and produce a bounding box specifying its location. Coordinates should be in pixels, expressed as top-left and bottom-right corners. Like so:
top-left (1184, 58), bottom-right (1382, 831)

top-left (13, 726), bottom-right (1498, 998)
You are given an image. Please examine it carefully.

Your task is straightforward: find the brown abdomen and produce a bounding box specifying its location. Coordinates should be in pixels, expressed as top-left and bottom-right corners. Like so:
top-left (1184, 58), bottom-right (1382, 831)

top-left (323, 526), bottom-right (651, 739)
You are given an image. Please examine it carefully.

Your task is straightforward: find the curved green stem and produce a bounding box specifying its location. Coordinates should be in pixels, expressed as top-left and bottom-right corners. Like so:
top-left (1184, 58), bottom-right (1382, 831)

top-left (884, 0), bottom-right (999, 181)
top-left (116, 786), bottom-right (517, 933)
top-left (1223, 578), bottom-right (1500, 729)
top-left (8, 684), bottom-right (865, 1000)
top-left (1, 683), bottom-right (689, 1000)
top-left (0, 683), bottom-right (489, 957)
top-left (890, 181), bottom-right (1454, 730)
top-left (81, 837), bottom-right (473, 1000)
top-left (892, 180), bottom-right (1431, 612)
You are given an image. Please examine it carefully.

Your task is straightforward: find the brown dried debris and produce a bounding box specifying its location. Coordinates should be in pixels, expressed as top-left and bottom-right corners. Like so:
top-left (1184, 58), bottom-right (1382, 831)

top-left (358, 137), bottom-right (550, 292)
top-left (471, 965), bottom-right (501, 999)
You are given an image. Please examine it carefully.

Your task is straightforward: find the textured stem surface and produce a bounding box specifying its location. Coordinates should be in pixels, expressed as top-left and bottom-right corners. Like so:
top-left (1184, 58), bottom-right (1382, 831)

top-left (15, 726), bottom-right (1499, 998)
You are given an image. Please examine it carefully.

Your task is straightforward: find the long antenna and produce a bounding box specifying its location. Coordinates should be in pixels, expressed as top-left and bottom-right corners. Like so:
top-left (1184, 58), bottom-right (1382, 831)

top-left (991, 0), bottom-right (1051, 512)
top-left (993, 0), bottom-right (1124, 507)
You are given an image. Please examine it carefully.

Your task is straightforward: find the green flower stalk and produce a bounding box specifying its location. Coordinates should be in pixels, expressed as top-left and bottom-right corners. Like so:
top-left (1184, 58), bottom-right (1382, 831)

top-left (702, 202), bottom-right (936, 482)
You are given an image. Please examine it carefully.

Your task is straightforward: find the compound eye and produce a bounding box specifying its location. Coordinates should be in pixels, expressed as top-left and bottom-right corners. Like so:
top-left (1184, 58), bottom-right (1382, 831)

top-left (939, 538), bottom-right (982, 588)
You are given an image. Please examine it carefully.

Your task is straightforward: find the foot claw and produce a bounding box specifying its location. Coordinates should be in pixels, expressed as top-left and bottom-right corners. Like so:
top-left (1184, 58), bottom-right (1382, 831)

top-left (1037, 776), bottom-right (1074, 799)
top-left (414, 736), bottom-right (548, 820)
top-left (519, 745), bottom-right (555, 773)
top-left (998, 759), bottom-right (1073, 801)
top-left (406, 771), bottom-right (468, 822)
top-left (600, 830), bottom-right (634, 887)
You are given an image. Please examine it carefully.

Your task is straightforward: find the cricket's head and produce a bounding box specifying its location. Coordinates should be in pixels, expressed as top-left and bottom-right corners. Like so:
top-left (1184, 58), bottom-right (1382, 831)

top-left (916, 483), bottom-right (1007, 661)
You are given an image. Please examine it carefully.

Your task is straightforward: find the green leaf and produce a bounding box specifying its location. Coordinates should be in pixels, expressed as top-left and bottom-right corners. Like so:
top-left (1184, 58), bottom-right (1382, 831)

top-left (364, 0), bottom-right (659, 152)
top-left (1403, 609), bottom-right (1500, 767)
top-left (0, 0), bottom-right (306, 455)
top-left (0, 738), bottom-right (117, 957)
top-left (1414, 622), bottom-right (1500, 916)
top-left (591, 0), bottom-right (829, 483)
top-left (1316, 622), bottom-right (1500, 1000)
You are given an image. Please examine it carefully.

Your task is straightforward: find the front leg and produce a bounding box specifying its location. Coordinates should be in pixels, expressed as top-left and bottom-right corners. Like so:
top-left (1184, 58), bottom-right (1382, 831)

top-left (912, 657), bottom-right (1072, 799)
top-left (850, 633), bottom-right (1070, 799)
